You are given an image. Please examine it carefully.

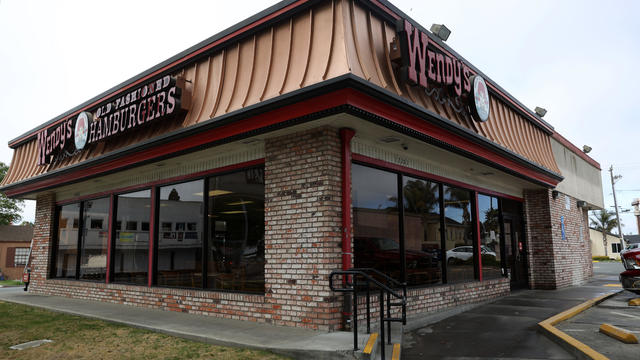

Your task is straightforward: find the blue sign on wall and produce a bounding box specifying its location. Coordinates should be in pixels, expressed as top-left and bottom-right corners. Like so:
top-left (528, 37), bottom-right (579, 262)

top-left (561, 216), bottom-right (566, 240)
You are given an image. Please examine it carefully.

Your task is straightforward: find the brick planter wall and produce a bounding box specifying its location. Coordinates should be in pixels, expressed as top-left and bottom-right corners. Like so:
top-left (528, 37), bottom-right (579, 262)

top-left (524, 189), bottom-right (592, 289)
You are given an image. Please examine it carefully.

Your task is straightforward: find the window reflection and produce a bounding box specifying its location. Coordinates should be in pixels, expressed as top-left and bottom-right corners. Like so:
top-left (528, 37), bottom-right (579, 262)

top-left (207, 168), bottom-right (264, 293)
top-left (79, 198), bottom-right (110, 281)
top-left (403, 177), bottom-right (442, 286)
top-left (54, 203), bottom-right (80, 279)
top-left (444, 186), bottom-right (475, 283)
top-left (479, 194), bottom-right (501, 279)
top-left (157, 180), bottom-right (204, 288)
top-left (352, 164), bottom-right (400, 280)
top-left (114, 190), bottom-right (151, 285)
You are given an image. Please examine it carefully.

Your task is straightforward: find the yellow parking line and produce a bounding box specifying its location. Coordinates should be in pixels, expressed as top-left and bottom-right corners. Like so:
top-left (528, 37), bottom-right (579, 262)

top-left (629, 298), bottom-right (640, 306)
top-left (363, 332), bottom-right (378, 355)
top-left (538, 292), bottom-right (620, 360)
top-left (391, 343), bottom-right (401, 360)
top-left (604, 284), bottom-right (622, 287)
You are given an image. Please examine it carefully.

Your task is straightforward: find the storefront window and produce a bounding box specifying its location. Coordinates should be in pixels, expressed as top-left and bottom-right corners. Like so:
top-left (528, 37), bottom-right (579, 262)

top-left (207, 168), bottom-right (265, 293)
top-left (53, 203), bottom-right (80, 279)
top-left (403, 177), bottom-right (442, 286)
top-left (157, 180), bottom-right (204, 288)
top-left (352, 164), bottom-right (400, 280)
top-left (79, 198), bottom-right (110, 281)
top-left (478, 194), bottom-right (501, 279)
top-left (113, 190), bottom-right (151, 284)
top-left (444, 186), bottom-right (475, 283)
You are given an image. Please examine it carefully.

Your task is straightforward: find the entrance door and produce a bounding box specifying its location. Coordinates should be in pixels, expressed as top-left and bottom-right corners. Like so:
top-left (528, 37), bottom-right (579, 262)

top-left (503, 218), bottom-right (528, 289)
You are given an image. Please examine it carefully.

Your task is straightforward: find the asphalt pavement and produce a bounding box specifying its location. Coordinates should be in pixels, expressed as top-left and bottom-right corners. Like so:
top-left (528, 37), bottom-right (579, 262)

top-left (402, 264), bottom-right (623, 360)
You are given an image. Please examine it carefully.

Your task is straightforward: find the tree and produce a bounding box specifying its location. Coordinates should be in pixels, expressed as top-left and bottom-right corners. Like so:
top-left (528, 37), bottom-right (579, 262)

top-left (0, 162), bottom-right (23, 225)
top-left (590, 209), bottom-right (618, 257)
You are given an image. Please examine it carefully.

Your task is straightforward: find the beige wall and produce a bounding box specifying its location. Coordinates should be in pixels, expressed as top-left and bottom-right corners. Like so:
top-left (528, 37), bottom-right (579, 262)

top-left (551, 139), bottom-right (604, 209)
top-left (590, 228), bottom-right (623, 259)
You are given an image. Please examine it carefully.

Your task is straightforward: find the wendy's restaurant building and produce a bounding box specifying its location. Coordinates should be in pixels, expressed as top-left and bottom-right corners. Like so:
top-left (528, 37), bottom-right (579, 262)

top-left (1, 0), bottom-right (604, 333)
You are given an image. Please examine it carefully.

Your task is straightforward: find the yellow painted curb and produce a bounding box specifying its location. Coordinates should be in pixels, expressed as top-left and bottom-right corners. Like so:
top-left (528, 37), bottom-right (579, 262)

top-left (629, 298), bottom-right (640, 306)
top-left (599, 323), bottom-right (638, 344)
top-left (363, 332), bottom-right (378, 355)
top-left (391, 343), bottom-right (401, 360)
top-left (538, 291), bottom-right (621, 360)
top-left (604, 284), bottom-right (621, 287)
top-left (593, 260), bottom-right (600, 263)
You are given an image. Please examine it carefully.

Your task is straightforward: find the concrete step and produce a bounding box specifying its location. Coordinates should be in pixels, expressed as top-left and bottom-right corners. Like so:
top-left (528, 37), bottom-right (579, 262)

top-left (373, 321), bottom-right (403, 360)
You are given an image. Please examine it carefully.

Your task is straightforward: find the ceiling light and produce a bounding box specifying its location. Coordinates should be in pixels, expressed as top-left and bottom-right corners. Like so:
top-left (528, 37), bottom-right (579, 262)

top-left (534, 107), bottom-right (547, 117)
top-left (379, 136), bottom-right (400, 143)
top-left (430, 24), bottom-right (451, 41)
top-left (220, 211), bottom-right (246, 214)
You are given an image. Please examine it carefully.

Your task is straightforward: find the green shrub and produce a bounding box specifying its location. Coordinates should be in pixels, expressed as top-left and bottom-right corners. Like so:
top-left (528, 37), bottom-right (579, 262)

top-left (592, 256), bottom-right (612, 261)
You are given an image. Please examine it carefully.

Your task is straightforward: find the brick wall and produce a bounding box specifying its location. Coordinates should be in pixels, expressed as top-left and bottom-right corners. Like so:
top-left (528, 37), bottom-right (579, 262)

top-left (356, 278), bottom-right (510, 322)
top-left (524, 189), bottom-right (592, 289)
top-left (29, 126), bottom-right (345, 331)
top-left (264, 126), bottom-right (344, 330)
top-left (30, 192), bottom-right (55, 287)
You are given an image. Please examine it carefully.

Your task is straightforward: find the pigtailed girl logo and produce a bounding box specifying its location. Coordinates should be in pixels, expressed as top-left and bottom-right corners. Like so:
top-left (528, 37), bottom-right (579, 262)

top-left (74, 112), bottom-right (90, 150)
top-left (470, 75), bottom-right (490, 122)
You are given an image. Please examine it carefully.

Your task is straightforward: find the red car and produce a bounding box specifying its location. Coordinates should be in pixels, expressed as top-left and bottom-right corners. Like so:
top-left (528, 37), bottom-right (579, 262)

top-left (620, 248), bottom-right (640, 294)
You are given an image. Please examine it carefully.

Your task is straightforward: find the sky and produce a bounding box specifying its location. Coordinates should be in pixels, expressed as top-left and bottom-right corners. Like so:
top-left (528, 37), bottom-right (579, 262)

top-left (0, 0), bottom-right (639, 234)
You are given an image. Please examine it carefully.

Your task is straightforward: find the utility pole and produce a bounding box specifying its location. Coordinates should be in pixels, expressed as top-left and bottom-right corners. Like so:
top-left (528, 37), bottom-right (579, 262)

top-left (610, 166), bottom-right (626, 248)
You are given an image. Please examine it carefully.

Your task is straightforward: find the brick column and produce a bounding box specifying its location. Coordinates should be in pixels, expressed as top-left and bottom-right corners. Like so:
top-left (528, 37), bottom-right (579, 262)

top-left (524, 189), bottom-right (592, 289)
top-left (29, 192), bottom-right (56, 291)
top-left (264, 126), bottom-right (343, 331)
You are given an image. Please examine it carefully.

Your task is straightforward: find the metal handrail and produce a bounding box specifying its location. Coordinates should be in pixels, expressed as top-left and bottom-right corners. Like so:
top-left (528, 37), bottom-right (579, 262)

top-left (329, 268), bottom-right (407, 360)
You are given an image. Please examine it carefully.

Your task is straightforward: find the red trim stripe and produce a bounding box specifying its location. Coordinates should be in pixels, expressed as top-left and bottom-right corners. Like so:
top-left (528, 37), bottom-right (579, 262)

top-left (148, 186), bottom-right (157, 287)
top-left (6, 89), bottom-right (557, 198)
top-left (105, 194), bottom-right (114, 284)
top-left (474, 191), bottom-right (483, 282)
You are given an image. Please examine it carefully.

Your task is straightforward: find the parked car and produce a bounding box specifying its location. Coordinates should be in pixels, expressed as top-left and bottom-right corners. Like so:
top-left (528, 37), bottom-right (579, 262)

top-left (619, 248), bottom-right (640, 294)
top-left (621, 243), bottom-right (640, 256)
top-left (446, 245), bottom-right (496, 264)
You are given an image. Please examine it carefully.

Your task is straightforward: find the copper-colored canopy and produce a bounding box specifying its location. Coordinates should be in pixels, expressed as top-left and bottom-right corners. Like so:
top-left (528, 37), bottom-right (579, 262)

top-left (2, 0), bottom-right (563, 190)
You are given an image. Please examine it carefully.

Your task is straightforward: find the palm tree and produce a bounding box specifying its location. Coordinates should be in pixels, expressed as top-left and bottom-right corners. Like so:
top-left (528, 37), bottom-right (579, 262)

top-left (590, 210), bottom-right (619, 257)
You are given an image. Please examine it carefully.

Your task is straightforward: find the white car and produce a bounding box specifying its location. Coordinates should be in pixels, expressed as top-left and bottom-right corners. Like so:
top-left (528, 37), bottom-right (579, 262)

top-left (446, 245), bottom-right (497, 264)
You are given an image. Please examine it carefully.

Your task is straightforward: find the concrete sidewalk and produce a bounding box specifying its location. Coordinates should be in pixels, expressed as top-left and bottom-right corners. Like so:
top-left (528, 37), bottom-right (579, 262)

top-left (0, 287), bottom-right (356, 360)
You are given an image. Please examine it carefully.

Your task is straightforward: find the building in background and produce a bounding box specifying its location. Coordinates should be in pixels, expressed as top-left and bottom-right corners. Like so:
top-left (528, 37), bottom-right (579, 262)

top-left (0, 0), bottom-right (604, 331)
top-left (589, 228), bottom-right (623, 259)
top-left (0, 224), bottom-right (33, 280)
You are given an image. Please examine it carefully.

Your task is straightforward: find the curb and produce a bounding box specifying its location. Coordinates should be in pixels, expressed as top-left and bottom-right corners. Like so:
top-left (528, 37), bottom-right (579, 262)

top-left (538, 290), bottom-right (622, 360)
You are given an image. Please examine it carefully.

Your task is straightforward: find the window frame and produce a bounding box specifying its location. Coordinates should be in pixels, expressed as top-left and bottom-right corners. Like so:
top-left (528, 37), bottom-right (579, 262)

top-left (352, 160), bottom-right (523, 289)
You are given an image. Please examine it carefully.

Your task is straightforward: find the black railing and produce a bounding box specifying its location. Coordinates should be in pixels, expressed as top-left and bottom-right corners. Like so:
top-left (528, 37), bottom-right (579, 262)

top-left (329, 268), bottom-right (407, 360)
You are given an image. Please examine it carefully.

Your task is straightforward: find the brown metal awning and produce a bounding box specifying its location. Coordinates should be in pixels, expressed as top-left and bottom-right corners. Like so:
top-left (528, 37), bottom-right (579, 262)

top-left (2, 0), bottom-right (571, 192)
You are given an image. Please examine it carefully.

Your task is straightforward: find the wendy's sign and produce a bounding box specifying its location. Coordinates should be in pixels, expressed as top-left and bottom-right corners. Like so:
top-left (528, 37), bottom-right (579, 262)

top-left (395, 19), bottom-right (491, 122)
top-left (37, 75), bottom-right (183, 165)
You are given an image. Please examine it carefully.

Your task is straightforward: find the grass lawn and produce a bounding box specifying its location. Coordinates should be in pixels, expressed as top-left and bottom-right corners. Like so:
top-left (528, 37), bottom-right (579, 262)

top-left (0, 280), bottom-right (23, 286)
top-left (0, 301), bottom-right (289, 360)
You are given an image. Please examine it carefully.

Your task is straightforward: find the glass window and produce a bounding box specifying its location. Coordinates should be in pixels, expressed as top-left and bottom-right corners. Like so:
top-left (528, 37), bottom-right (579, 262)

top-left (403, 177), bottom-right (442, 286)
top-left (157, 180), bottom-right (204, 288)
top-left (14, 248), bottom-right (29, 266)
top-left (53, 203), bottom-right (80, 278)
top-left (114, 190), bottom-right (151, 285)
top-left (79, 198), bottom-right (110, 281)
top-left (444, 186), bottom-right (475, 283)
top-left (478, 194), bottom-right (501, 279)
top-left (612, 243), bottom-right (621, 253)
top-left (352, 164), bottom-right (400, 281)
top-left (207, 168), bottom-right (265, 293)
